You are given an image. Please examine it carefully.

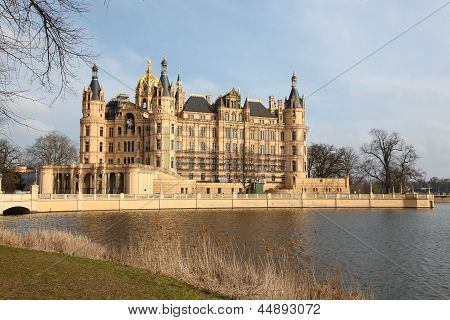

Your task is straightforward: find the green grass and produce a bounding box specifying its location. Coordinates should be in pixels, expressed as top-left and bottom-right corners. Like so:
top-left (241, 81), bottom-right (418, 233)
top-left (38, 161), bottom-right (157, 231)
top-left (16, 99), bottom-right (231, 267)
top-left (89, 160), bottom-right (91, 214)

top-left (0, 245), bottom-right (221, 300)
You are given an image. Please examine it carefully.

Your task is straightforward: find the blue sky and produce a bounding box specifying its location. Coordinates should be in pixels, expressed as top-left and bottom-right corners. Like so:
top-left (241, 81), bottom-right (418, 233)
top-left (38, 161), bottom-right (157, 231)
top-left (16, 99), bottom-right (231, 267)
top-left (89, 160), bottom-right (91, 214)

top-left (10, 0), bottom-right (450, 177)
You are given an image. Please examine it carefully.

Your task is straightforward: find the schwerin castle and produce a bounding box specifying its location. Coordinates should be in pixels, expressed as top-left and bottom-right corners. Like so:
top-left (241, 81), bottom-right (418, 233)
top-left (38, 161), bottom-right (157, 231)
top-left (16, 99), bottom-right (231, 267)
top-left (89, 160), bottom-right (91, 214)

top-left (39, 58), bottom-right (349, 195)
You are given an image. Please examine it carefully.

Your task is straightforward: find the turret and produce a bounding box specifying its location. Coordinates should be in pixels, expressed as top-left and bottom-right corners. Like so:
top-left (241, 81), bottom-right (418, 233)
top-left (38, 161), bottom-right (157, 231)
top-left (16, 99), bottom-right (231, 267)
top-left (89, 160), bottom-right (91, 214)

top-left (82, 63), bottom-right (105, 113)
top-left (80, 63), bottom-right (107, 165)
top-left (175, 70), bottom-right (184, 114)
top-left (285, 72), bottom-right (302, 109)
top-left (90, 64), bottom-right (101, 100)
top-left (283, 72), bottom-right (307, 189)
top-left (160, 57), bottom-right (170, 97)
top-left (148, 57), bottom-right (177, 173)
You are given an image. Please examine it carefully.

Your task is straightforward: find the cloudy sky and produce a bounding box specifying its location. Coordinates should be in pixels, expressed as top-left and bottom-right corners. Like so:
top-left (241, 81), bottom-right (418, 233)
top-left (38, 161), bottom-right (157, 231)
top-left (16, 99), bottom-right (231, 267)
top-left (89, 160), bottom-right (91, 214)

top-left (8, 0), bottom-right (450, 177)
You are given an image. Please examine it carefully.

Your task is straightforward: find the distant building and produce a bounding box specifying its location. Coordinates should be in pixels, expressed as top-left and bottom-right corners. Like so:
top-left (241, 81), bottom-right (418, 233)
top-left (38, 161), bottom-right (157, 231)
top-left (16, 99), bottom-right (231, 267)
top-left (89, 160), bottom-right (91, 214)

top-left (39, 58), bottom-right (348, 195)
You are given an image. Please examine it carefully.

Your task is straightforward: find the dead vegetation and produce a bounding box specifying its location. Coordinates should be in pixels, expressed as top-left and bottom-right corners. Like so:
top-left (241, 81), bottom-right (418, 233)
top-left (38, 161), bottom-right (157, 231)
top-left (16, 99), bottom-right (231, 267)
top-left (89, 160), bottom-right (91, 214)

top-left (0, 226), bottom-right (366, 299)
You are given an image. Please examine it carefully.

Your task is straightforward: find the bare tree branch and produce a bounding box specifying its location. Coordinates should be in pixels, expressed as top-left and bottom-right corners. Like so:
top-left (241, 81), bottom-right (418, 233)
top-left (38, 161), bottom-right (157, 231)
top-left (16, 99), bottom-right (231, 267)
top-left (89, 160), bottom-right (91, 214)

top-left (0, 0), bottom-right (95, 132)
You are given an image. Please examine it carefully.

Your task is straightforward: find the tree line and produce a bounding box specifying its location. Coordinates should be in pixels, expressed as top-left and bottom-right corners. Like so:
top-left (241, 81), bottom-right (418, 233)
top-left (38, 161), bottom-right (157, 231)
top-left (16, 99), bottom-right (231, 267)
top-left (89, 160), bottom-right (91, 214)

top-left (0, 131), bottom-right (77, 192)
top-left (308, 128), bottom-right (424, 194)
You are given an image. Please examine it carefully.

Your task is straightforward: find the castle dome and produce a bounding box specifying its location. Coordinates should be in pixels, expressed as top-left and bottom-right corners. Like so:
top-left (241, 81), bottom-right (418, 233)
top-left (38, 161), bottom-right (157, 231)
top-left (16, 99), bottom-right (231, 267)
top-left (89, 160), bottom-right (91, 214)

top-left (136, 59), bottom-right (159, 90)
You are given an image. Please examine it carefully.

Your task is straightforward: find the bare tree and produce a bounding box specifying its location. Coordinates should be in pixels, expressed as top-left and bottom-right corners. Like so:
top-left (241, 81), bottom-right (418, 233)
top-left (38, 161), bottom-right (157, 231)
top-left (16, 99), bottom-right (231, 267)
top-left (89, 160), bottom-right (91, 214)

top-left (0, 0), bottom-right (94, 125)
top-left (231, 147), bottom-right (260, 193)
top-left (24, 130), bottom-right (78, 167)
top-left (307, 143), bottom-right (346, 178)
top-left (360, 129), bottom-right (422, 193)
top-left (0, 138), bottom-right (21, 192)
top-left (339, 146), bottom-right (363, 189)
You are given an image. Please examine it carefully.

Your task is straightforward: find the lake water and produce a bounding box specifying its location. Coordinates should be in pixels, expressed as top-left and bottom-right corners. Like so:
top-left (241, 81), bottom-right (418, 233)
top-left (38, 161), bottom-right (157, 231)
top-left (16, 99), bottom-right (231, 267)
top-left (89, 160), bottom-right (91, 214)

top-left (1, 204), bottom-right (449, 299)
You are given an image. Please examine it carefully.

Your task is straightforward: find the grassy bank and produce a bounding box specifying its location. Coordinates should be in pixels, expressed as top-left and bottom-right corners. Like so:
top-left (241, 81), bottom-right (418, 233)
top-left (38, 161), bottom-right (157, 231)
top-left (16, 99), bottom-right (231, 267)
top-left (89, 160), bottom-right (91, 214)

top-left (0, 227), bottom-right (366, 299)
top-left (0, 245), bottom-right (219, 299)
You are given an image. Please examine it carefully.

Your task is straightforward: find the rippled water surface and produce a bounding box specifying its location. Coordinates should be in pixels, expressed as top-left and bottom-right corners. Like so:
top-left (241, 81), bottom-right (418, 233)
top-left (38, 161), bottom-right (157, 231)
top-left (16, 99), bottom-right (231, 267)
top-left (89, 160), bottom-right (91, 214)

top-left (1, 204), bottom-right (450, 299)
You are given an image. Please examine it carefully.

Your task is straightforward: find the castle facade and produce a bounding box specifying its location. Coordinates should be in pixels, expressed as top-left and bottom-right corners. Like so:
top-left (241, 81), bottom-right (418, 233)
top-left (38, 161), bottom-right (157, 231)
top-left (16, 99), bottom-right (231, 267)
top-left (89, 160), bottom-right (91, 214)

top-left (39, 58), bottom-right (348, 195)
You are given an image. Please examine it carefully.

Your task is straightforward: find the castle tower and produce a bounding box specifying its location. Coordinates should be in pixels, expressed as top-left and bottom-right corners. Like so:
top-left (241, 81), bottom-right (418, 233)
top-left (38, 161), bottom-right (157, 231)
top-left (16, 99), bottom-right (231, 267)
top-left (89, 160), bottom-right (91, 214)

top-left (80, 63), bottom-right (107, 165)
top-left (283, 72), bottom-right (307, 189)
top-left (148, 58), bottom-right (177, 173)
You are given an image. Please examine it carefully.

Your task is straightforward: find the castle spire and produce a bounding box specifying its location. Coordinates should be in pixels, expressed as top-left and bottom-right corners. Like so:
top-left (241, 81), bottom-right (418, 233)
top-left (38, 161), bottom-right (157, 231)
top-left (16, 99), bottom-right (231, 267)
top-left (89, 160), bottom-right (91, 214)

top-left (160, 57), bottom-right (170, 96)
top-left (286, 72), bottom-right (301, 109)
top-left (177, 68), bottom-right (182, 86)
top-left (90, 63), bottom-right (100, 101)
top-left (291, 71), bottom-right (297, 88)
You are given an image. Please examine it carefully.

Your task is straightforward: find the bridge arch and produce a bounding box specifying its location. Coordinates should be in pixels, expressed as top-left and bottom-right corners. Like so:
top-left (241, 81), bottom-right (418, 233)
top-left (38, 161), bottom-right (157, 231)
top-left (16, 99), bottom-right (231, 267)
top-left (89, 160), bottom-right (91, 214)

top-left (2, 206), bottom-right (31, 215)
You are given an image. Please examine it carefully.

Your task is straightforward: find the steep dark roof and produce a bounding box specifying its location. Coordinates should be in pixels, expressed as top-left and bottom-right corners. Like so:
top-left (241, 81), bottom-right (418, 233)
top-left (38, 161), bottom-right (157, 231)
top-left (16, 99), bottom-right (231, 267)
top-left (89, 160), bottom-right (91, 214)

top-left (285, 87), bottom-right (302, 109)
top-left (288, 87), bottom-right (300, 102)
top-left (247, 100), bottom-right (275, 118)
top-left (90, 79), bottom-right (100, 100)
top-left (184, 96), bottom-right (215, 113)
top-left (160, 74), bottom-right (170, 96)
top-left (285, 73), bottom-right (302, 109)
top-left (89, 64), bottom-right (100, 100)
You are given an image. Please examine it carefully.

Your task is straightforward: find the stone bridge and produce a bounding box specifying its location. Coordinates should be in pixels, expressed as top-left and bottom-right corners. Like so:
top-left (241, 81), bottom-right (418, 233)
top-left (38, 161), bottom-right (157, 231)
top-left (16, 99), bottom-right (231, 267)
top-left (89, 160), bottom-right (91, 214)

top-left (0, 193), bottom-right (34, 214)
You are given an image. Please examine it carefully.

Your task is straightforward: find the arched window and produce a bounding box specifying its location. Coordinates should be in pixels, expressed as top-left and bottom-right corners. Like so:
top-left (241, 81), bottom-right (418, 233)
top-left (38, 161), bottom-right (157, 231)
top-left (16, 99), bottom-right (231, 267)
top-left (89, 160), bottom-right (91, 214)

top-left (224, 112), bottom-right (229, 121)
top-left (238, 114), bottom-right (243, 121)
top-left (232, 113), bottom-right (236, 121)
top-left (142, 99), bottom-right (147, 109)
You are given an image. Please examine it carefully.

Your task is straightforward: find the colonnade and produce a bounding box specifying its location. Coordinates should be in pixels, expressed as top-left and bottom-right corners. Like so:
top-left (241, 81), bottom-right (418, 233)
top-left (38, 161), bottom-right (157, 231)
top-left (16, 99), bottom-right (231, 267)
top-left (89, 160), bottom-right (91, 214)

top-left (52, 169), bottom-right (125, 194)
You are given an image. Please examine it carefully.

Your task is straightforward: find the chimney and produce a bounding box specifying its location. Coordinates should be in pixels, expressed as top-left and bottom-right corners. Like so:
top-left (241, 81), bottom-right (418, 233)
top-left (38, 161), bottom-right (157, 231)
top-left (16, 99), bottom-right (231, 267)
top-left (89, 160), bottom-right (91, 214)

top-left (269, 96), bottom-right (276, 114)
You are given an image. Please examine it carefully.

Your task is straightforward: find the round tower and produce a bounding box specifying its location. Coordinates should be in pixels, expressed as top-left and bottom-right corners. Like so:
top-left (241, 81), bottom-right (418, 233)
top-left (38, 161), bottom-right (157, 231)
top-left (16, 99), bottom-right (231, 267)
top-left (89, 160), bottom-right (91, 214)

top-left (283, 72), bottom-right (307, 190)
top-left (149, 58), bottom-right (177, 173)
top-left (80, 63), bottom-right (107, 165)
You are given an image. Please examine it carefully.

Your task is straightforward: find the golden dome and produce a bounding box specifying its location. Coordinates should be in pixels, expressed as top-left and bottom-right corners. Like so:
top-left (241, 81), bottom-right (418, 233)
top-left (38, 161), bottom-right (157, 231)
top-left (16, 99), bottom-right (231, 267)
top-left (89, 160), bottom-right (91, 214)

top-left (137, 59), bottom-right (159, 89)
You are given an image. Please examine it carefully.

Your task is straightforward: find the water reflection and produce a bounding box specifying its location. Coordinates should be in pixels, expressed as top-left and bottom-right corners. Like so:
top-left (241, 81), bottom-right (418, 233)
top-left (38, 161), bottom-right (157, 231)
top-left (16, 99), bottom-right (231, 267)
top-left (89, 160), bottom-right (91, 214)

top-left (1, 205), bottom-right (449, 299)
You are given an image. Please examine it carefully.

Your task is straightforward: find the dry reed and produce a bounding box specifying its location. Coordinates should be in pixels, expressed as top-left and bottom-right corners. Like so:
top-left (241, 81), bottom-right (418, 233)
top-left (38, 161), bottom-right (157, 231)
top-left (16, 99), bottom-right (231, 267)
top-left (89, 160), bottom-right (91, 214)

top-left (0, 227), bottom-right (108, 260)
top-left (0, 226), bottom-right (365, 299)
